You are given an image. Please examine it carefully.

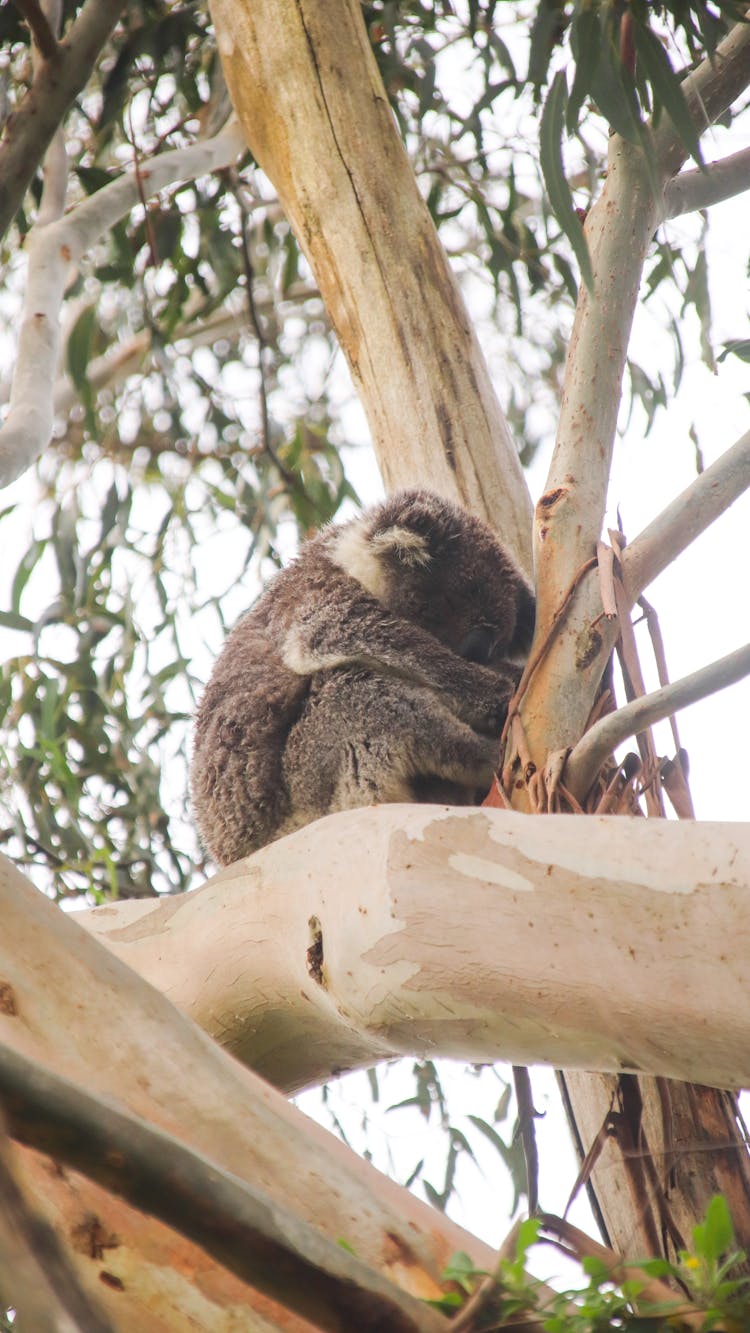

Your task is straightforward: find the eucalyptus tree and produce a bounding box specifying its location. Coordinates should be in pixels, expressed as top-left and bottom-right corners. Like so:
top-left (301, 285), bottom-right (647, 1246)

top-left (1, 1), bottom-right (750, 1328)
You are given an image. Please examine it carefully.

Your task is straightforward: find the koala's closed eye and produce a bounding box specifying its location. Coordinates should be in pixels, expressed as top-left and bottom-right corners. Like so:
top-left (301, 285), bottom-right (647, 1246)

top-left (191, 489), bottom-right (534, 865)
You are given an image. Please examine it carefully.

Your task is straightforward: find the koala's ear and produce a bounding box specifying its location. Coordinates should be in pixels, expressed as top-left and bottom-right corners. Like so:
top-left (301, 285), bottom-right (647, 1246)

top-left (371, 525), bottom-right (432, 567)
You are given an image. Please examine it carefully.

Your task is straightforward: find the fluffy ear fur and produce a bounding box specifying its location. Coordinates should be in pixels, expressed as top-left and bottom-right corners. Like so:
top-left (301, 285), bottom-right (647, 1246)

top-left (370, 525), bottom-right (431, 566)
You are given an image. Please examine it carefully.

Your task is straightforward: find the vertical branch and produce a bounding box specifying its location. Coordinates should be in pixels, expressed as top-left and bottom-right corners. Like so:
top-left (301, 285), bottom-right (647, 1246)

top-left (535, 136), bottom-right (660, 637)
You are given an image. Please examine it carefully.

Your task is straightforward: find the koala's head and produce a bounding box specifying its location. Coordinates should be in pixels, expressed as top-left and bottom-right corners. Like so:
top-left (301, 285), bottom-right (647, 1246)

top-left (329, 489), bottom-right (535, 664)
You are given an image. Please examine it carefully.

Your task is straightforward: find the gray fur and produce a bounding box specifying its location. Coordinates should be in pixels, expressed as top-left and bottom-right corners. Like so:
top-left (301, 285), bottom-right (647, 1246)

top-left (191, 490), bottom-right (534, 864)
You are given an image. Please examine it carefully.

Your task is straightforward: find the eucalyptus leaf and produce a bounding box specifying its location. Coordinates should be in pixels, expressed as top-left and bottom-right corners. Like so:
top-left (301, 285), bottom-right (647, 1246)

top-left (540, 71), bottom-right (594, 292)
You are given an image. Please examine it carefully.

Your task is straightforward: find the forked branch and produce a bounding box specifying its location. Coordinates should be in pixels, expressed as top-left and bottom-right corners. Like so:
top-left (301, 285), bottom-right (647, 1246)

top-left (11, 0), bottom-right (58, 59)
top-left (0, 0), bottom-right (125, 243)
top-left (654, 14), bottom-right (750, 177)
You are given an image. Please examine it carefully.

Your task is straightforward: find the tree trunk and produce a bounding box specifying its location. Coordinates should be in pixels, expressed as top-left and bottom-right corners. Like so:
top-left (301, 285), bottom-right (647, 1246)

top-left (559, 1072), bottom-right (750, 1266)
top-left (209, 0), bottom-right (533, 572)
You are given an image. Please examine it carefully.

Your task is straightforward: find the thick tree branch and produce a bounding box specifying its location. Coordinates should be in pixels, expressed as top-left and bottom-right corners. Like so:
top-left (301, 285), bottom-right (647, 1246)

top-left (0, 1043), bottom-right (445, 1333)
top-left (565, 642), bottom-right (750, 800)
top-left (0, 0), bottom-right (125, 243)
top-left (623, 429), bottom-right (750, 600)
top-left (0, 1117), bottom-right (115, 1333)
top-left (0, 848), bottom-right (496, 1331)
top-left (78, 805), bottom-right (750, 1094)
top-left (664, 146), bottom-right (750, 219)
top-left (0, 121), bottom-right (245, 490)
top-left (209, 0), bottom-right (533, 571)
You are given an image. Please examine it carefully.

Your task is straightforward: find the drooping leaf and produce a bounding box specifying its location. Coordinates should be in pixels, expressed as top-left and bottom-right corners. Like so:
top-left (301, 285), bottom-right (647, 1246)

top-left (633, 20), bottom-right (704, 166)
top-left (579, 7), bottom-right (643, 145)
top-left (540, 71), bottom-right (594, 292)
top-left (566, 6), bottom-right (600, 134)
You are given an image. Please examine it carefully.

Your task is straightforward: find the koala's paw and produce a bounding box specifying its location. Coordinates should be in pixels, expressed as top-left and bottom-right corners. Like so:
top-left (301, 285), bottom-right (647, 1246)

top-left (461, 666), bottom-right (518, 737)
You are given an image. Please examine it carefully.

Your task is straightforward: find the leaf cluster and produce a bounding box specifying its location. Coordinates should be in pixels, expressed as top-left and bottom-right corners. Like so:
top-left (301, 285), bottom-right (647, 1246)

top-left (431, 1195), bottom-right (750, 1330)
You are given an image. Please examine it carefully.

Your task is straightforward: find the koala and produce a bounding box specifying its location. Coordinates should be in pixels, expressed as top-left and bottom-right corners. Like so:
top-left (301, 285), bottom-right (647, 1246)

top-left (191, 489), bottom-right (534, 865)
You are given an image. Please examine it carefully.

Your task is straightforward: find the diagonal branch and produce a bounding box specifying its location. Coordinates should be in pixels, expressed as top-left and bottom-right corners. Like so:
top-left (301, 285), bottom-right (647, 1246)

top-left (0, 1042), bottom-right (446, 1333)
top-left (565, 642), bottom-right (750, 801)
top-left (0, 120), bottom-right (245, 490)
top-left (0, 0), bottom-right (124, 243)
top-left (664, 146), bottom-right (750, 219)
top-left (654, 14), bottom-right (750, 179)
top-left (0, 1114), bottom-right (115, 1333)
top-left (623, 429), bottom-right (750, 600)
top-left (11, 0), bottom-right (58, 59)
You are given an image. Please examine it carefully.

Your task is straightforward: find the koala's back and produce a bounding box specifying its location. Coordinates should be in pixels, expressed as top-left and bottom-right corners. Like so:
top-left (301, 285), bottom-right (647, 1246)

top-left (191, 566), bottom-right (311, 865)
top-left (191, 537), bottom-right (383, 863)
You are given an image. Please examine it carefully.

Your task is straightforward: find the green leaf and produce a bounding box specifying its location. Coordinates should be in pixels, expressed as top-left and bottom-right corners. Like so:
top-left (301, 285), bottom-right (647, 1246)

top-left (11, 539), bottom-right (46, 615)
top-left (582, 9), bottom-right (642, 145)
top-left (527, 0), bottom-right (566, 93)
top-left (441, 1251), bottom-right (487, 1292)
top-left (66, 305), bottom-right (97, 398)
top-left (515, 1216), bottom-right (541, 1262)
top-left (567, 7), bottom-right (600, 134)
top-left (0, 610), bottom-right (34, 632)
top-left (540, 71), bottom-right (593, 293)
top-left (75, 165), bottom-right (114, 196)
top-left (718, 338), bottom-right (750, 364)
top-left (694, 1195), bottom-right (735, 1264)
top-left (633, 22), bottom-right (703, 166)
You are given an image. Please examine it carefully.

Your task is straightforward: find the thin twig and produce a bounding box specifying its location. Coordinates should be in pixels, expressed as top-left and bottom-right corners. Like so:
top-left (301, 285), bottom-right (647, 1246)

top-left (565, 642), bottom-right (750, 800)
top-left (500, 555), bottom-right (598, 749)
top-left (654, 16), bottom-right (750, 179)
top-left (513, 1067), bottom-right (540, 1214)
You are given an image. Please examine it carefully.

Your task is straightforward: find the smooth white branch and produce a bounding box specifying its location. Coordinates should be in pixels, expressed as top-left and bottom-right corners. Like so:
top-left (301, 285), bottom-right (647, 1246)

top-left (664, 146), bottom-right (750, 219)
top-left (0, 121), bottom-right (245, 491)
top-left (565, 642), bottom-right (750, 799)
top-left (78, 805), bottom-right (750, 1095)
